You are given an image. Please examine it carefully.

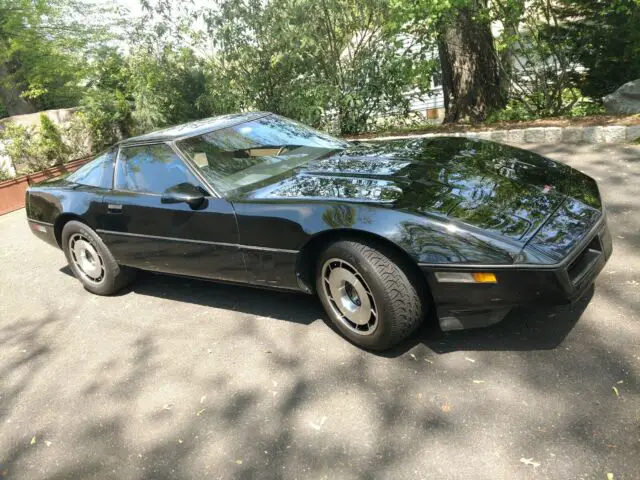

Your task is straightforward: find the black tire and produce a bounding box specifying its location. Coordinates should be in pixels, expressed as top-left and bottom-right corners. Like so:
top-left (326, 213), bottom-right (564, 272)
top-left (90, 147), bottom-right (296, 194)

top-left (61, 220), bottom-right (135, 295)
top-left (315, 239), bottom-right (426, 350)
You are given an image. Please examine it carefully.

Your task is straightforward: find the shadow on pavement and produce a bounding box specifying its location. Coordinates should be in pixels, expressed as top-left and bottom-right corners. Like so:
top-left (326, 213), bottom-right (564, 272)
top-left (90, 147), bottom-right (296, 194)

top-left (60, 265), bottom-right (592, 356)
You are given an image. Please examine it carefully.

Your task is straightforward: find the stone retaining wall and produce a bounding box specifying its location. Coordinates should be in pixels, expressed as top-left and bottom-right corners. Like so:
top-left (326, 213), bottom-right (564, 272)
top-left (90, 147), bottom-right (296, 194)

top-left (361, 125), bottom-right (640, 144)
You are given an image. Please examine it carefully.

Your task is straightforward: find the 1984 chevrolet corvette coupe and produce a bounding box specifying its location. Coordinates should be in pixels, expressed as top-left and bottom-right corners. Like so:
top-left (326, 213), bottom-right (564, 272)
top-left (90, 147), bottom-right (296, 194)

top-left (26, 112), bottom-right (612, 350)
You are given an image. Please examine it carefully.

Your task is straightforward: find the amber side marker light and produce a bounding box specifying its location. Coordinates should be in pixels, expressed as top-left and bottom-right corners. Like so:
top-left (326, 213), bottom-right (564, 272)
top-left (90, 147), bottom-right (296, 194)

top-left (472, 272), bottom-right (497, 283)
top-left (434, 272), bottom-right (497, 283)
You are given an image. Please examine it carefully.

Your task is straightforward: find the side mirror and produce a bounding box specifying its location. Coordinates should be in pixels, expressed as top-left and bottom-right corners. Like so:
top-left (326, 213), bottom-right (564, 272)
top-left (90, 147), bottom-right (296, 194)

top-left (161, 183), bottom-right (205, 209)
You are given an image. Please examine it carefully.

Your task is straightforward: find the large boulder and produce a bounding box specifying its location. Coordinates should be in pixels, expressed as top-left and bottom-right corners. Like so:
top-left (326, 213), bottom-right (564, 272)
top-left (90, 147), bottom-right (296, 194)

top-left (603, 79), bottom-right (640, 114)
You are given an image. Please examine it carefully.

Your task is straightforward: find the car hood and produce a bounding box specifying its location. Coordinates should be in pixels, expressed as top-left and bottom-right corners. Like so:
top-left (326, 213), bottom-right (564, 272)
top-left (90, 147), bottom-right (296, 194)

top-left (244, 137), bottom-right (602, 243)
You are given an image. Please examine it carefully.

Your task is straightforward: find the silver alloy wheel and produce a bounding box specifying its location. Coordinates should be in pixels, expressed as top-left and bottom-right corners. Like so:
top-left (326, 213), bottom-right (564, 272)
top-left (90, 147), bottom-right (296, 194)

top-left (321, 258), bottom-right (378, 335)
top-left (69, 233), bottom-right (105, 284)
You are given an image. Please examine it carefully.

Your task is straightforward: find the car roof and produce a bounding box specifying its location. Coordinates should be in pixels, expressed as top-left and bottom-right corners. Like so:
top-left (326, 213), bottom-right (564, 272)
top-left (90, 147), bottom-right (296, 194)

top-left (119, 111), bottom-right (271, 145)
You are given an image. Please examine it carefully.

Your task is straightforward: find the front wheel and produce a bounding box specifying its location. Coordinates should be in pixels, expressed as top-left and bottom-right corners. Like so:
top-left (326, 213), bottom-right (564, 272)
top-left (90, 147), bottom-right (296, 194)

top-left (315, 240), bottom-right (426, 350)
top-left (61, 220), bottom-right (135, 295)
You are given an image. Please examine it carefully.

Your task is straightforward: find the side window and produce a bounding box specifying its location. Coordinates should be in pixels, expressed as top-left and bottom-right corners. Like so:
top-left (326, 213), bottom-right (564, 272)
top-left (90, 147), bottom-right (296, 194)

top-left (115, 143), bottom-right (201, 194)
top-left (67, 150), bottom-right (114, 189)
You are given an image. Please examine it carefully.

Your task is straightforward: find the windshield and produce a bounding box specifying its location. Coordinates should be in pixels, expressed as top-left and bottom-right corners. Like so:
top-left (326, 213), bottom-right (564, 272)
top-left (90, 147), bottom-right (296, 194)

top-left (176, 114), bottom-right (348, 194)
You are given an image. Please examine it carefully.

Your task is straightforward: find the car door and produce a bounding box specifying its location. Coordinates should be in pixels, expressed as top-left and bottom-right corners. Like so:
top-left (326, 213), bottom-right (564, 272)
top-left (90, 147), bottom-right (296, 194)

top-left (98, 142), bottom-right (247, 283)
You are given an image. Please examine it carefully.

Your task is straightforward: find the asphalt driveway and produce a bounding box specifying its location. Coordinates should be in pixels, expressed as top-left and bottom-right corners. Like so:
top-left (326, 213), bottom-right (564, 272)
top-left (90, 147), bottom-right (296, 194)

top-left (1, 143), bottom-right (639, 479)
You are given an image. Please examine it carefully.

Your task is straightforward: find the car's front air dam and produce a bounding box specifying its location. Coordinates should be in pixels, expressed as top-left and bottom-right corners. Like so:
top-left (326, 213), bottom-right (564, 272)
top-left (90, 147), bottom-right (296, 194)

top-left (422, 216), bottom-right (612, 331)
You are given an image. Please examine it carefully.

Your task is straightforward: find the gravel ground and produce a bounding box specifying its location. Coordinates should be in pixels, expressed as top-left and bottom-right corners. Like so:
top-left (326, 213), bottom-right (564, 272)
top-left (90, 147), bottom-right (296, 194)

top-left (1, 144), bottom-right (639, 480)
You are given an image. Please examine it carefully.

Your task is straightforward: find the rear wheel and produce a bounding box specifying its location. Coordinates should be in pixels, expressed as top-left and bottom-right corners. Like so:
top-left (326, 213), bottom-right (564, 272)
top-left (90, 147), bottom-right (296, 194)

top-left (62, 220), bottom-right (135, 295)
top-left (315, 240), bottom-right (426, 350)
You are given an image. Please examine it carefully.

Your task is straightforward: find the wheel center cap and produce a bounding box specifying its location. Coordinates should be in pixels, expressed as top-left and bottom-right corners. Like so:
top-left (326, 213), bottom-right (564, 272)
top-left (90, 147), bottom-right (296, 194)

top-left (344, 282), bottom-right (361, 306)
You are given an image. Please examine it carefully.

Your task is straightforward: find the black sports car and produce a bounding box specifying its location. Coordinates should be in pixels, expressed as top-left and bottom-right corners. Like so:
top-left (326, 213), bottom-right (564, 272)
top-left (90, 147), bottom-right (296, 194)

top-left (26, 112), bottom-right (612, 350)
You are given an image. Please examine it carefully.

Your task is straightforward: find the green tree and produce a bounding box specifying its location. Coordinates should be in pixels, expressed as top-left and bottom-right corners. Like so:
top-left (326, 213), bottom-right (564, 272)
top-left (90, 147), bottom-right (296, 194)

top-left (0, 0), bottom-right (116, 116)
top-left (557, 0), bottom-right (640, 99)
top-left (37, 114), bottom-right (69, 164)
top-left (393, 0), bottom-right (506, 124)
top-left (205, 0), bottom-right (434, 134)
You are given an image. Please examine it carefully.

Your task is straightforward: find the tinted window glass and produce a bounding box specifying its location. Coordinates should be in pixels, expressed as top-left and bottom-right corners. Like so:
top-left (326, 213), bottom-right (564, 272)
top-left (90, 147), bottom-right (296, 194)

top-left (176, 114), bottom-right (347, 194)
top-left (115, 143), bottom-right (200, 194)
top-left (67, 150), bottom-right (114, 189)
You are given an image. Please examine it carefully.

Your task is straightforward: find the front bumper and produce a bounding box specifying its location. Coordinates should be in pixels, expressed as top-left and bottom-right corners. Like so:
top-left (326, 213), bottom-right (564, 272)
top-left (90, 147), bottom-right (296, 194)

top-left (421, 215), bottom-right (613, 312)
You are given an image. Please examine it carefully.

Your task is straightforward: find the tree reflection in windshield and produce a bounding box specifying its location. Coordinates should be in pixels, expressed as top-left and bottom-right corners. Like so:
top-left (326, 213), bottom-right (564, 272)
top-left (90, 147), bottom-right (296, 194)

top-left (177, 114), bottom-right (347, 193)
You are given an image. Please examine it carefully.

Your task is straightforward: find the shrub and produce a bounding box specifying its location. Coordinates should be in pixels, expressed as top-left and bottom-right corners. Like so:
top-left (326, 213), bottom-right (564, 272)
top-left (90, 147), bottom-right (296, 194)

top-left (0, 166), bottom-right (13, 181)
top-left (0, 123), bottom-right (35, 174)
top-left (62, 112), bottom-right (93, 160)
top-left (35, 114), bottom-right (70, 166)
top-left (81, 89), bottom-right (133, 151)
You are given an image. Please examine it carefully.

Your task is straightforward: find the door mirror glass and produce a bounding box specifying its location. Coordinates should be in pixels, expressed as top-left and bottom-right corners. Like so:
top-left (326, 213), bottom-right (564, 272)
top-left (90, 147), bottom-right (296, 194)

top-left (161, 183), bottom-right (205, 209)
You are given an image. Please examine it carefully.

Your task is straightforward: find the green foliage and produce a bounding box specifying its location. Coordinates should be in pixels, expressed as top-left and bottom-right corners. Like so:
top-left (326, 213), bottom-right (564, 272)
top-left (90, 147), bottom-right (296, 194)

top-left (37, 114), bottom-right (69, 165)
top-left (62, 112), bottom-right (93, 159)
top-left (128, 47), bottom-right (210, 132)
top-left (205, 0), bottom-right (435, 134)
top-left (0, 0), bottom-right (119, 115)
top-left (0, 115), bottom-right (87, 174)
top-left (2, 0), bottom-right (639, 140)
top-left (565, 96), bottom-right (606, 118)
top-left (0, 122), bottom-right (33, 170)
top-left (81, 89), bottom-right (133, 152)
top-left (557, 0), bottom-right (640, 99)
top-left (0, 166), bottom-right (12, 181)
top-left (487, 90), bottom-right (605, 122)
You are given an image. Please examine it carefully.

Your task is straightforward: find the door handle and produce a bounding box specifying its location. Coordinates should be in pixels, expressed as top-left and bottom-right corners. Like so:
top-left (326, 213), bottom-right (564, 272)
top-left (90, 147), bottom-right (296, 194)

top-left (107, 203), bottom-right (123, 213)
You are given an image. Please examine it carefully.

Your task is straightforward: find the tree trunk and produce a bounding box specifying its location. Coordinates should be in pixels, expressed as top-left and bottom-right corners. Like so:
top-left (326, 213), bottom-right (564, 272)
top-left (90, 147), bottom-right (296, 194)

top-left (437, 4), bottom-right (505, 123)
top-left (0, 63), bottom-right (36, 117)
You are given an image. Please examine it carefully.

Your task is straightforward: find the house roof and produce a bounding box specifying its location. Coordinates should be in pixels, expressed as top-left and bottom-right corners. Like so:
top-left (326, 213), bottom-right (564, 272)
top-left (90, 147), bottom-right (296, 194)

top-left (120, 111), bottom-right (271, 145)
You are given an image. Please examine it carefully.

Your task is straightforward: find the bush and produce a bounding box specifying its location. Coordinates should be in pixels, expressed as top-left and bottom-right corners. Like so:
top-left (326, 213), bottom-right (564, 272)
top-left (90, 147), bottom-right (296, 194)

top-left (81, 89), bottom-right (134, 152)
top-left (62, 112), bottom-right (93, 160)
top-left (36, 114), bottom-right (69, 165)
top-left (565, 96), bottom-right (605, 118)
top-left (0, 123), bottom-right (34, 173)
top-left (488, 89), bottom-right (605, 122)
top-left (0, 115), bottom-right (81, 175)
top-left (0, 166), bottom-right (13, 181)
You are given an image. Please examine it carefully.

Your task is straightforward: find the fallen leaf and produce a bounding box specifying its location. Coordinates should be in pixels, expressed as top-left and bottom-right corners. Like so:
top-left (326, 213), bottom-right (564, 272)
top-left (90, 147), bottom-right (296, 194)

top-left (196, 408), bottom-right (206, 416)
top-left (30, 436), bottom-right (36, 445)
top-left (235, 460), bottom-right (243, 465)
top-left (45, 441), bottom-right (51, 447)
top-left (519, 457), bottom-right (540, 468)
top-left (472, 380), bottom-right (485, 384)
top-left (441, 402), bottom-right (452, 413)
top-left (612, 386), bottom-right (619, 397)
top-left (617, 380), bottom-right (624, 384)
top-left (607, 473), bottom-right (615, 480)
top-left (465, 357), bottom-right (476, 363)
top-left (424, 358), bottom-right (433, 364)
top-left (309, 416), bottom-right (328, 431)
top-left (200, 395), bottom-right (206, 404)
